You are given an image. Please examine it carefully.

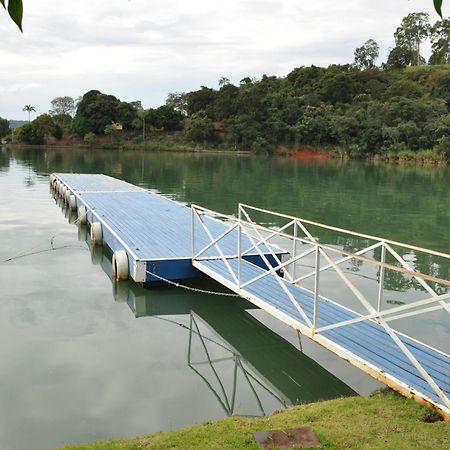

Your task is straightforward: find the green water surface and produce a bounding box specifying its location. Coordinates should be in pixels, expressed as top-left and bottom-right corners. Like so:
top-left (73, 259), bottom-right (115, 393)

top-left (0, 147), bottom-right (448, 450)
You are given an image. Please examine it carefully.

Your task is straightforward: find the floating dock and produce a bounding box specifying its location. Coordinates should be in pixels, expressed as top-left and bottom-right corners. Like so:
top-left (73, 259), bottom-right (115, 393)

top-left (50, 173), bottom-right (450, 419)
top-left (50, 173), bottom-right (285, 283)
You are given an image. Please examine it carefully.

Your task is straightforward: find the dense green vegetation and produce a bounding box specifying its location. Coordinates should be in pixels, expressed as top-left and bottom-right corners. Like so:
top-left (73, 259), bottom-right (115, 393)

top-left (12, 64), bottom-right (450, 163)
top-left (8, 12), bottom-right (450, 165)
top-left (57, 390), bottom-right (448, 450)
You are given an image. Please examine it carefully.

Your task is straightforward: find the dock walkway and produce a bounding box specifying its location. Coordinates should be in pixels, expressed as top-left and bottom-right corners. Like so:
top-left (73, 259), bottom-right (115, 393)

top-left (50, 173), bottom-right (450, 419)
top-left (194, 256), bottom-right (449, 415)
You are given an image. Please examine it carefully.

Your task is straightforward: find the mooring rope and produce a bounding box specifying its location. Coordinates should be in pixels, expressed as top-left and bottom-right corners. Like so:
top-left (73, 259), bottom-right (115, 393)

top-left (146, 270), bottom-right (241, 297)
top-left (1, 217), bottom-right (86, 264)
top-left (1, 244), bottom-right (88, 263)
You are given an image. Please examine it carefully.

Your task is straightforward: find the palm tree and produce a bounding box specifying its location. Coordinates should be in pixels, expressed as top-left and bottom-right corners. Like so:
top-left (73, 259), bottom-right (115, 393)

top-left (23, 105), bottom-right (36, 122)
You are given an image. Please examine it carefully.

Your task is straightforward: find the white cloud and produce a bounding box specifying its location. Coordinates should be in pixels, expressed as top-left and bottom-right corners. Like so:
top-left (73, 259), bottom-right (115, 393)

top-left (0, 82), bottom-right (41, 94)
top-left (0, 0), bottom-right (441, 119)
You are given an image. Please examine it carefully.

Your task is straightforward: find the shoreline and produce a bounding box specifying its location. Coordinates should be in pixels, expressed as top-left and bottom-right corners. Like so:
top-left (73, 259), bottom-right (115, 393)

top-left (4, 142), bottom-right (448, 167)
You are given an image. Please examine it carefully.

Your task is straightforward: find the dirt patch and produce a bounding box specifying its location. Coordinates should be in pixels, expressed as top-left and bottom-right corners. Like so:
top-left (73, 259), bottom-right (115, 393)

top-left (275, 146), bottom-right (333, 161)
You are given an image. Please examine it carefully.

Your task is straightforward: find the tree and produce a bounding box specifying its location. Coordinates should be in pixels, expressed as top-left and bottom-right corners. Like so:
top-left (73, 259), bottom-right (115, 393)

top-left (214, 83), bottom-right (240, 120)
top-left (320, 66), bottom-right (361, 104)
top-left (51, 113), bottom-right (72, 133)
top-left (385, 46), bottom-right (414, 69)
top-left (146, 105), bottom-right (183, 131)
top-left (31, 114), bottom-right (56, 144)
top-left (116, 101), bottom-right (139, 130)
top-left (23, 105), bottom-right (36, 122)
top-left (218, 76), bottom-right (230, 87)
top-left (14, 114), bottom-right (56, 144)
top-left (385, 79), bottom-right (425, 98)
top-left (166, 92), bottom-right (188, 115)
top-left (15, 123), bottom-right (34, 143)
top-left (393, 12), bottom-right (431, 66)
top-left (184, 111), bottom-right (215, 144)
top-left (0, 117), bottom-right (10, 139)
top-left (429, 18), bottom-right (450, 64)
top-left (131, 109), bottom-right (148, 140)
top-left (354, 39), bottom-right (380, 69)
top-left (49, 96), bottom-right (76, 117)
top-left (186, 86), bottom-right (216, 116)
top-left (72, 90), bottom-right (120, 135)
top-left (293, 104), bottom-right (333, 146)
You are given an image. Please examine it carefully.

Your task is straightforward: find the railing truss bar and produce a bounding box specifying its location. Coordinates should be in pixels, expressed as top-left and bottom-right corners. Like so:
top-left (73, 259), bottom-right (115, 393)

top-left (292, 220), bottom-right (298, 279)
top-left (317, 247), bottom-right (380, 317)
top-left (193, 222), bottom-right (239, 260)
top-left (384, 242), bottom-right (450, 314)
top-left (384, 302), bottom-right (450, 323)
top-left (241, 219), bottom-right (295, 257)
top-left (312, 245), bottom-right (320, 331)
top-left (377, 242), bottom-right (386, 312)
top-left (295, 241), bottom-right (383, 283)
top-left (385, 242), bottom-right (438, 297)
top-left (274, 212), bottom-right (381, 322)
top-left (239, 206), bottom-right (294, 283)
top-left (238, 220), bottom-right (313, 328)
top-left (378, 315), bottom-right (450, 408)
top-left (240, 246), bottom-right (316, 289)
top-left (192, 208), bottom-right (239, 285)
top-left (315, 292), bottom-right (450, 334)
top-left (191, 203), bottom-right (238, 223)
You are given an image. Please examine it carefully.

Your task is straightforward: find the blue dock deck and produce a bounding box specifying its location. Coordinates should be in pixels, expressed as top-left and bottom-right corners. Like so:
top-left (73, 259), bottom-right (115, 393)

top-left (51, 173), bottom-right (285, 283)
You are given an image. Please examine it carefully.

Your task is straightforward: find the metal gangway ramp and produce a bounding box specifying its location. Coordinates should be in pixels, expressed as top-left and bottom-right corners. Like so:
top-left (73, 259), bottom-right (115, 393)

top-left (191, 204), bottom-right (450, 419)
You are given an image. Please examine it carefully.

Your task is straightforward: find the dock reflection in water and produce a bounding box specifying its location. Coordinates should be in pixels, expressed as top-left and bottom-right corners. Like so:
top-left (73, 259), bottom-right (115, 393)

top-left (79, 221), bottom-right (356, 416)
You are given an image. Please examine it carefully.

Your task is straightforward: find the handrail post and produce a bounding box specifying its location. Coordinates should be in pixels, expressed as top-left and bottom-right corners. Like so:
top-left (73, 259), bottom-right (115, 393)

top-left (313, 244), bottom-right (320, 333)
top-left (191, 207), bottom-right (195, 260)
top-left (292, 220), bottom-right (298, 280)
top-left (377, 241), bottom-right (386, 313)
top-left (238, 206), bottom-right (242, 288)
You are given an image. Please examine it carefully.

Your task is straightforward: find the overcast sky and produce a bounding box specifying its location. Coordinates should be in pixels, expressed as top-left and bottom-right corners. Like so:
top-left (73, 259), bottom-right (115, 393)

top-left (0, 0), bottom-right (442, 119)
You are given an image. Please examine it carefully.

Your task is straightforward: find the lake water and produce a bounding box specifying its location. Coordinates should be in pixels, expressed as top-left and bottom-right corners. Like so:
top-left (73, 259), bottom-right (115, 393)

top-left (0, 147), bottom-right (449, 449)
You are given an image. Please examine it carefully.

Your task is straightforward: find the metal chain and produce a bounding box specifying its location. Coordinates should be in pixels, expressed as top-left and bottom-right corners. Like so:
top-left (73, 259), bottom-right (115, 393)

top-left (146, 270), bottom-right (240, 297)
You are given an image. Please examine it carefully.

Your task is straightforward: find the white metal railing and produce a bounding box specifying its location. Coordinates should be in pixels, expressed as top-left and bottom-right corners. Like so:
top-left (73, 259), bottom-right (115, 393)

top-left (191, 203), bottom-right (450, 411)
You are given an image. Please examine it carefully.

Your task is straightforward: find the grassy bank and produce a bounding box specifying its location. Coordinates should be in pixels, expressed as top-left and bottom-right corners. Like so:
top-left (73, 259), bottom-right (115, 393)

top-left (59, 390), bottom-right (448, 450)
